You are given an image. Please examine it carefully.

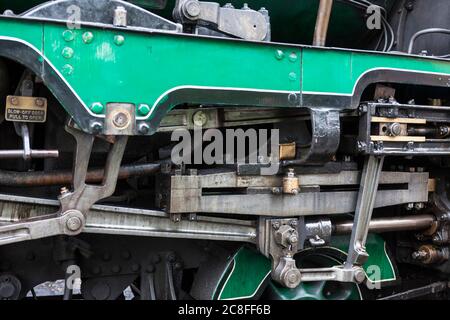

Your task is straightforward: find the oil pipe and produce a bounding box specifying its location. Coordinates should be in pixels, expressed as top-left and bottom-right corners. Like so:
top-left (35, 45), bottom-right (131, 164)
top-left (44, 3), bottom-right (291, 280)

top-left (313, 0), bottom-right (334, 46)
top-left (0, 163), bottom-right (161, 187)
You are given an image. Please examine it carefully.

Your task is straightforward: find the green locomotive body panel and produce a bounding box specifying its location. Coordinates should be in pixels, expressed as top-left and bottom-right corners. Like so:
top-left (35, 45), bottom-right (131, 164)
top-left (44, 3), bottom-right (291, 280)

top-left (0, 16), bottom-right (449, 135)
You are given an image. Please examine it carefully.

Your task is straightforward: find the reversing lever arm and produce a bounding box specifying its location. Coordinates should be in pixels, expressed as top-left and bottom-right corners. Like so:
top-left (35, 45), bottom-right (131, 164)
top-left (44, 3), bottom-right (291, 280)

top-left (0, 124), bottom-right (128, 246)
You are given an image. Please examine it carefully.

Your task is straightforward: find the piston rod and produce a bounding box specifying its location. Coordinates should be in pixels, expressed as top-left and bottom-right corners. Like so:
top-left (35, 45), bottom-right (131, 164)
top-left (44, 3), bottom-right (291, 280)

top-left (333, 214), bottom-right (435, 235)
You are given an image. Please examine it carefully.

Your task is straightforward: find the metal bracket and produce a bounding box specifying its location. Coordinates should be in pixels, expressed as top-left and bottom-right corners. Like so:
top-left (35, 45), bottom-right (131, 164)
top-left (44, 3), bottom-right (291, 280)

top-left (282, 108), bottom-right (341, 166)
top-left (0, 124), bottom-right (128, 246)
top-left (173, 0), bottom-right (269, 41)
top-left (259, 217), bottom-right (366, 289)
top-left (59, 124), bottom-right (128, 215)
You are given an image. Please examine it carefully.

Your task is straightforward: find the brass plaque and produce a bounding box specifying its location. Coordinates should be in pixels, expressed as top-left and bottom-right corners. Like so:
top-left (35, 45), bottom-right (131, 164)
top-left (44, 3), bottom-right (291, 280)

top-left (5, 95), bottom-right (47, 123)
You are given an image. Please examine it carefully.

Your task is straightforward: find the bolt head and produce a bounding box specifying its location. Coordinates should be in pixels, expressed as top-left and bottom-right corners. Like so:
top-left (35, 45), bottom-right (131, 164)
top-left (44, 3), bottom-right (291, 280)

top-left (184, 1), bottom-right (201, 18)
top-left (0, 282), bottom-right (15, 299)
top-left (283, 269), bottom-right (301, 288)
top-left (90, 102), bottom-right (104, 114)
top-left (272, 187), bottom-right (282, 195)
top-left (193, 111), bottom-right (208, 127)
top-left (275, 50), bottom-right (285, 60)
top-left (138, 123), bottom-right (150, 135)
top-left (62, 47), bottom-right (74, 59)
top-left (62, 30), bottom-right (75, 42)
top-left (114, 35), bottom-right (125, 46)
top-left (288, 52), bottom-right (298, 62)
top-left (137, 104), bottom-right (151, 116)
top-left (66, 216), bottom-right (82, 232)
top-left (35, 98), bottom-right (45, 107)
top-left (288, 93), bottom-right (298, 105)
top-left (288, 72), bottom-right (297, 81)
top-left (82, 31), bottom-right (94, 44)
top-left (90, 122), bottom-right (103, 134)
top-left (354, 269), bottom-right (366, 283)
top-left (112, 112), bottom-right (130, 128)
top-left (61, 64), bottom-right (74, 76)
top-left (288, 234), bottom-right (298, 244)
top-left (272, 221), bottom-right (280, 230)
top-left (60, 187), bottom-right (69, 195)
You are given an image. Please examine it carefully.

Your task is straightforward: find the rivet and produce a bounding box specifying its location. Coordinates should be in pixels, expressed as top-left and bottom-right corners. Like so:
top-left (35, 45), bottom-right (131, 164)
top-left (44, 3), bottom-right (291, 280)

top-left (61, 47), bottom-right (74, 59)
top-left (62, 30), bottom-right (74, 42)
top-left (82, 31), bottom-right (94, 44)
top-left (114, 35), bottom-right (125, 46)
top-left (111, 265), bottom-right (121, 273)
top-left (90, 102), bottom-right (104, 114)
top-left (131, 264), bottom-right (140, 272)
top-left (61, 64), bottom-right (74, 76)
top-left (288, 93), bottom-right (299, 105)
top-left (289, 52), bottom-right (298, 62)
top-left (289, 72), bottom-right (297, 81)
top-left (35, 98), bottom-right (45, 107)
top-left (137, 103), bottom-right (151, 116)
top-left (275, 50), bottom-right (285, 60)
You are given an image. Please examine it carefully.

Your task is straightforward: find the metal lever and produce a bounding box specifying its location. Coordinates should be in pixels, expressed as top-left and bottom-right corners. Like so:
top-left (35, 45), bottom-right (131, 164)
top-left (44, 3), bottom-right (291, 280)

top-left (345, 155), bottom-right (385, 267)
top-left (59, 125), bottom-right (128, 214)
top-left (0, 125), bottom-right (128, 246)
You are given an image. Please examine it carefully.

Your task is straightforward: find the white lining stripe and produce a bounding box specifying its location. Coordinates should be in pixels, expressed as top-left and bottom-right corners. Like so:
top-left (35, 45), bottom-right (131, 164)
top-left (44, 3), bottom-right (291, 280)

top-left (303, 67), bottom-right (450, 97)
top-left (0, 35), bottom-right (99, 117)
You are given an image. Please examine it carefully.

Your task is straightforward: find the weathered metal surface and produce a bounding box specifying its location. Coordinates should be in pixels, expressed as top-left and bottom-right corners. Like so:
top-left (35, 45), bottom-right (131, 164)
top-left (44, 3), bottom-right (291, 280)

top-left (0, 194), bottom-right (257, 243)
top-left (0, 163), bottom-right (160, 187)
top-left (169, 170), bottom-right (429, 216)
